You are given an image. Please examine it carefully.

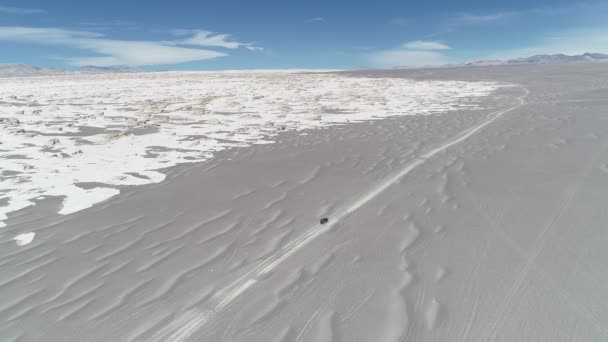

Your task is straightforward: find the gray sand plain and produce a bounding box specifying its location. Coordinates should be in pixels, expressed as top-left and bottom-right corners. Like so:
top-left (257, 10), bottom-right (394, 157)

top-left (2, 63), bottom-right (608, 341)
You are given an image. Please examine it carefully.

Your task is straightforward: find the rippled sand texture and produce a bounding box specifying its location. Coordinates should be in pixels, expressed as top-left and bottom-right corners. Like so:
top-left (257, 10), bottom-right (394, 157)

top-left (3, 63), bottom-right (608, 341)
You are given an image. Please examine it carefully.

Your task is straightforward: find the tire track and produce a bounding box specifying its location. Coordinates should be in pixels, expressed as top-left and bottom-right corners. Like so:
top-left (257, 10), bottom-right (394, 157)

top-left (482, 138), bottom-right (608, 341)
top-left (148, 86), bottom-right (529, 342)
top-left (465, 178), bottom-right (608, 341)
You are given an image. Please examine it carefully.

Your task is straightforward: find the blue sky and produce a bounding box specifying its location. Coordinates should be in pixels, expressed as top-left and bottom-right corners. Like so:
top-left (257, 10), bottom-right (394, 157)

top-left (0, 0), bottom-right (607, 70)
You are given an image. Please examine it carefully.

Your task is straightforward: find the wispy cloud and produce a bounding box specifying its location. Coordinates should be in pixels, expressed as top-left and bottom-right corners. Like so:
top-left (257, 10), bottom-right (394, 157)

top-left (452, 11), bottom-right (515, 24)
top-left (425, 10), bottom-right (521, 38)
top-left (430, 5), bottom-right (583, 38)
top-left (0, 26), bottom-right (230, 66)
top-left (70, 20), bottom-right (139, 33)
top-left (244, 46), bottom-right (264, 52)
top-left (450, 3), bottom-right (598, 27)
top-left (306, 17), bottom-right (324, 23)
top-left (0, 5), bottom-right (46, 14)
top-left (367, 40), bottom-right (452, 67)
top-left (172, 29), bottom-right (261, 50)
top-left (401, 40), bottom-right (450, 50)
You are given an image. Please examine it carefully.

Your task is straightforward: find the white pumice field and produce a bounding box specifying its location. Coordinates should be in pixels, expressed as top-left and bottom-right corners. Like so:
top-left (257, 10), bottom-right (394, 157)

top-left (1, 63), bottom-right (608, 342)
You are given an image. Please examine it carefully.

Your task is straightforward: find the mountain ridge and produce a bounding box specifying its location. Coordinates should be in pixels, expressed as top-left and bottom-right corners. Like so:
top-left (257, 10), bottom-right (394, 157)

top-left (466, 52), bottom-right (608, 67)
top-left (0, 64), bottom-right (142, 77)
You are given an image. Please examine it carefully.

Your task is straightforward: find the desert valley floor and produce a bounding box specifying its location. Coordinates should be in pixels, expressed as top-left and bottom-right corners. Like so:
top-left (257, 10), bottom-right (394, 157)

top-left (2, 63), bottom-right (608, 341)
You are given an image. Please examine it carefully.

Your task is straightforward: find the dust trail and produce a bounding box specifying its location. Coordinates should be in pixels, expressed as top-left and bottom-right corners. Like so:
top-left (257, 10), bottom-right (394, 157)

top-left (150, 86), bottom-right (529, 342)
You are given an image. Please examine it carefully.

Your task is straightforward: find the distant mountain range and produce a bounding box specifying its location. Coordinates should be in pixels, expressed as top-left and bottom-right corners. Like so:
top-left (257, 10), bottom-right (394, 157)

top-left (0, 65), bottom-right (141, 77)
top-left (465, 53), bottom-right (608, 67)
top-left (2, 52), bottom-right (608, 77)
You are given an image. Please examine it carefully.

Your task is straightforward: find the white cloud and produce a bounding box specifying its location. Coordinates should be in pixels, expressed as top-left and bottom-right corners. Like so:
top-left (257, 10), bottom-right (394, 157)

top-left (70, 41), bottom-right (225, 66)
top-left (0, 5), bottom-right (46, 14)
top-left (245, 46), bottom-right (264, 52)
top-left (453, 12), bottom-right (514, 24)
top-left (0, 26), bottom-right (103, 42)
top-left (402, 40), bottom-right (450, 50)
top-left (173, 29), bottom-right (255, 49)
top-left (367, 40), bottom-right (452, 67)
top-left (0, 26), bottom-right (238, 66)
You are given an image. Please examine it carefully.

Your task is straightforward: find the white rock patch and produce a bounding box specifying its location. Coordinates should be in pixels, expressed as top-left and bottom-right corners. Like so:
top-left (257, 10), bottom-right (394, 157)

top-left (13, 232), bottom-right (35, 246)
